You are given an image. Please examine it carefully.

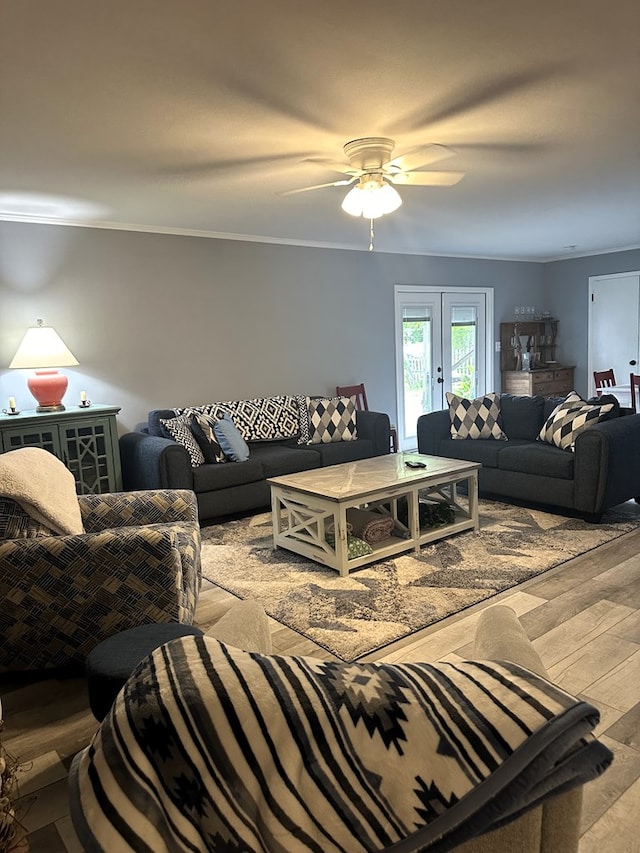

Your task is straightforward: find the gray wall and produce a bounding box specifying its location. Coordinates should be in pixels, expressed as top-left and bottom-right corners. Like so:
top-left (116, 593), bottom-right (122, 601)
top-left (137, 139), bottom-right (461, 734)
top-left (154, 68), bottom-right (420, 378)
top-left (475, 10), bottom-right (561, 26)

top-left (1, 222), bottom-right (544, 431)
top-left (1, 220), bottom-right (636, 432)
top-left (543, 249), bottom-right (640, 395)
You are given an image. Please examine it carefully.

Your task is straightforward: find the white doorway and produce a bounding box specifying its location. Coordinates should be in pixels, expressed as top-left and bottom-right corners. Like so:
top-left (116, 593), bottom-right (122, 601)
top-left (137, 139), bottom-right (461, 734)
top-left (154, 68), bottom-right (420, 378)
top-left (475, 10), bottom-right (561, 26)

top-left (588, 272), bottom-right (640, 395)
top-left (394, 285), bottom-right (494, 449)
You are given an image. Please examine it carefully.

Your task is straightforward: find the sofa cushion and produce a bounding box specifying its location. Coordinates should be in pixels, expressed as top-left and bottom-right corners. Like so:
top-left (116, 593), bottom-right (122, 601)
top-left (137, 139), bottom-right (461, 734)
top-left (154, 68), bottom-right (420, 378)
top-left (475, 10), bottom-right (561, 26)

top-left (446, 392), bottom-right (507, 440)
top-left (212, 413), bottom-right (251, 462)
top-left (307, 396), bottom-right (357, 444)
top-left (148, 409), bottom-right (176, 437)
top-left (538, 391), bottom-right (615, 452)
top-left (542, 396), bottom-right (568, 420)
top-left (192, 458), bottom-right (265, 491)
top-left (160, 414), bottom-right (205, 466)
top-left (307, 438), bottom-right (376, 466)
top-left (499, 394), bottom-right (546, 440)
top-left (191, 413), bottom-right (226, 464)
top-left (250, 444), bottom-right (320, 478)
top-left (497, 442), bottom-right (575, 479)
top-left (436, 438), bottom-right (506, 467)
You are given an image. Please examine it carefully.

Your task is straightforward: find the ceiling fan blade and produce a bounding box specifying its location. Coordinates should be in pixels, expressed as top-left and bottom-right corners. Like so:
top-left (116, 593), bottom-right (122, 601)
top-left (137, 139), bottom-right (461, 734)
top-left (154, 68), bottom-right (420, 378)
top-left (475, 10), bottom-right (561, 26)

top-left (383, 143), bottom-right (456, 174)
top-left (390, 171), bottom-right (465, 187)
top-left (302, 157), bottom-right (359, 176)
top-left (394, 67), bottom-right (565, 134)
top-left (161, 152), bottom-right (311, 178)
top-left (279, 177), bottom-right (356, 196)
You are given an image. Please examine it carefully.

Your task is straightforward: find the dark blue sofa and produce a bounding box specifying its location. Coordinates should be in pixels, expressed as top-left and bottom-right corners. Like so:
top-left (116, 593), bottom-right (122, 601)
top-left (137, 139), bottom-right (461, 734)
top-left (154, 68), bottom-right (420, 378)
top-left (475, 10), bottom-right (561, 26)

top-left (120, 407), bottom-right (391, 523)
top-left (417, 393), bottom-right (640, 520)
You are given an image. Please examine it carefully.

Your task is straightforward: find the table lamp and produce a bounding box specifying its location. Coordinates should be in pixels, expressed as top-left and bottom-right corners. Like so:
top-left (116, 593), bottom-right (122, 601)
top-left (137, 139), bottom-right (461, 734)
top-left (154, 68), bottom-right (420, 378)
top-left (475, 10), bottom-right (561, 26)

top-left (9, 319), bottom-right (79, 412)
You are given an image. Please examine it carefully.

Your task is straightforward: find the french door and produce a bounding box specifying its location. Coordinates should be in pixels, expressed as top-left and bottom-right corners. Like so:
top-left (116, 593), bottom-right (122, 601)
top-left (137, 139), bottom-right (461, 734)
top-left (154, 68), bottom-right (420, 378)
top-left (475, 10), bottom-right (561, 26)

top-left (394, 286), bottom-right (494, 450)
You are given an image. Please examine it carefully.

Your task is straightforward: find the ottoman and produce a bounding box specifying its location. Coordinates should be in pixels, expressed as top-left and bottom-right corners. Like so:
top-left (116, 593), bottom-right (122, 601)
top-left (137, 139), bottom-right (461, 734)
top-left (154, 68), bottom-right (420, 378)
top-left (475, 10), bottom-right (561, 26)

top-left (86, 622), bottom-right (204, 721)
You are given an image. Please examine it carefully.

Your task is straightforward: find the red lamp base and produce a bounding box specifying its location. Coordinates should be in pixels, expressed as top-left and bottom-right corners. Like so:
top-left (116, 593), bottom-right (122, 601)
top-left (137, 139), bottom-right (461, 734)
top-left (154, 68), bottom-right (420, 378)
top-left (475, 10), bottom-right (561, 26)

top-left (27, 369), bottom-right (69, 412)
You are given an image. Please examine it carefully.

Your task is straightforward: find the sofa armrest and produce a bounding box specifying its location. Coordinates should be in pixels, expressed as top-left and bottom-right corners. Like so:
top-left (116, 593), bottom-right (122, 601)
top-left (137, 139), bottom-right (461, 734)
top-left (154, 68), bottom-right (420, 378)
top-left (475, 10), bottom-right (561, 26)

top-left (355, 409), bottom-right (391, 455)
top-left (470, 605), bottom-right (583, 853)
top-left (474, 605), bottom-right (547, 675)
top-left (119, 431), bottom-right (194, 491)
top-left (573, 413), bottom-right (640, 513)
top-left (0, 526), bottom-right (196, 670)
top-left (206, 600), bottom-right (272, 654)
top-left (417, 410), bottom-right (451, 454)
top-left (79, 489), bottom-right (199, 530)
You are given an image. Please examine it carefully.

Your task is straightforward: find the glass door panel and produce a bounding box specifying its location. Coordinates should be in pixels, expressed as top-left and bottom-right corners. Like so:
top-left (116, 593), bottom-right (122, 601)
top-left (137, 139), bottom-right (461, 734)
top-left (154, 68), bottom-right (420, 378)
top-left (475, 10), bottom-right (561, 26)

top-left (444, 297), bottom-right (483, 401)
top-left (395, 287), bottom-right (492, 450)
top-left (401, 304), bottom-right (439, 448)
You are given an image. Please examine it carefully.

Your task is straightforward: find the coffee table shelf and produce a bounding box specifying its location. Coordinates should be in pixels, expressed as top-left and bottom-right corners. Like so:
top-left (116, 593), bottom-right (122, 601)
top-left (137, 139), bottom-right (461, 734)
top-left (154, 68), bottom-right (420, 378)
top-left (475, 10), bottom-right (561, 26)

top-left (269, 453), bottom-right (480, 576)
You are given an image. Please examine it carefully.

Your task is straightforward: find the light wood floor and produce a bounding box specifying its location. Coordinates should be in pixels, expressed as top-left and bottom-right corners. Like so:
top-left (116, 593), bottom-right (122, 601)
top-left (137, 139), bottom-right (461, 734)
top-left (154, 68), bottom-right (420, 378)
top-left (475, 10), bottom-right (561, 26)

top-left (3, 520), bottom-right (640, 852)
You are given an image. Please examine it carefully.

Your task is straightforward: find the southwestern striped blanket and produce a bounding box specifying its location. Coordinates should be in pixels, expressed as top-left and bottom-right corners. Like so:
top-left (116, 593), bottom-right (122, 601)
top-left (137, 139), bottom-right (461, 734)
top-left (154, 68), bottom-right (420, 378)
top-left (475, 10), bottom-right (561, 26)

top-left (69, 636), bottom-right (612, 852)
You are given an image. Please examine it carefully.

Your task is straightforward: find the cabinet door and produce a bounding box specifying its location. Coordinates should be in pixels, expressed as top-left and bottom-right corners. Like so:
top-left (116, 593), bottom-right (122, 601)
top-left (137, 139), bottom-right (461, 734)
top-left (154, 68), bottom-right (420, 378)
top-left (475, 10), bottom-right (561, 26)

top-left (1, 423), bottom-right (63, 457)
top-left (60, 417), bottom-right (119, 494)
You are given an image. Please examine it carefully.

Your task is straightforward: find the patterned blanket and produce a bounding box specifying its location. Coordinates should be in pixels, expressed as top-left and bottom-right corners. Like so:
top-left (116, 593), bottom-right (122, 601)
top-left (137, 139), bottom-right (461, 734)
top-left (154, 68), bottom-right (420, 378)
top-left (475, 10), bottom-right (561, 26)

top-left (174, 396), bottom-right (304, 442)
top-left (69, 637), bottom-right (612, 852)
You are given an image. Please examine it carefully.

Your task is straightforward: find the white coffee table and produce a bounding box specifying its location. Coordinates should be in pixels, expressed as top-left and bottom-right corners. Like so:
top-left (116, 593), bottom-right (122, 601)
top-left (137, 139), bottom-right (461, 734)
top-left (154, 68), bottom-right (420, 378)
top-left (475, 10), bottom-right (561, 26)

top-left (268, 453), bottom-right (480, 576)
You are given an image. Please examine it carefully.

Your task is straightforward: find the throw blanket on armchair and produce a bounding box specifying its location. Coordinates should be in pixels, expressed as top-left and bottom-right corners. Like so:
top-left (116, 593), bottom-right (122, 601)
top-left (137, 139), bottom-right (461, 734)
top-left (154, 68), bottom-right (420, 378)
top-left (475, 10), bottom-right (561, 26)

top-left (69, 637), bottom-right (612, 853)
top-left (0, 447), bottom-right (83, 535)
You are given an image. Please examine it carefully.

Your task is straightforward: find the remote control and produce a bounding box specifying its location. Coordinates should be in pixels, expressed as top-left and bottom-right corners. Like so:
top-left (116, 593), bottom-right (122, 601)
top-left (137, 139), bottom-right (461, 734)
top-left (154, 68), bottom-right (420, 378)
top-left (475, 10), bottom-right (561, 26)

top-left (405, 460), bottom-right (427, 469)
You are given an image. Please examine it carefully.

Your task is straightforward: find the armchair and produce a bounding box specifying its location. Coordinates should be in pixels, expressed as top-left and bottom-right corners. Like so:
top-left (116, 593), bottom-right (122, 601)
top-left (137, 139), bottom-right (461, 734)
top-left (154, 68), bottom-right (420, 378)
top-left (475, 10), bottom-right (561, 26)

top-left (0, 488), bottom-right (201, 672)
top-left (70, 606), bottom-right (609, 853)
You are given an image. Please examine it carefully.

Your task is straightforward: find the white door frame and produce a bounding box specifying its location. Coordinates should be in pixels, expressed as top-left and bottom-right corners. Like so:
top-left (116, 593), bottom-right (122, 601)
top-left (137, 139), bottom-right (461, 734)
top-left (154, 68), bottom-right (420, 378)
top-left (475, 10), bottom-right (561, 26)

top-left (588, 271), bottom-right (640, 396)
top-left (394, 285), bottom-right (495, 449)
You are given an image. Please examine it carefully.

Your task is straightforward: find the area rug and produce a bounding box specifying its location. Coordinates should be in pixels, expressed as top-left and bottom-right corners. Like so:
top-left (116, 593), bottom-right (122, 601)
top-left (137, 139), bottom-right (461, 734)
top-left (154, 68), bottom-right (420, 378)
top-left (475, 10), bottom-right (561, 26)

top-left (200, 500), bottom-right (640, 662)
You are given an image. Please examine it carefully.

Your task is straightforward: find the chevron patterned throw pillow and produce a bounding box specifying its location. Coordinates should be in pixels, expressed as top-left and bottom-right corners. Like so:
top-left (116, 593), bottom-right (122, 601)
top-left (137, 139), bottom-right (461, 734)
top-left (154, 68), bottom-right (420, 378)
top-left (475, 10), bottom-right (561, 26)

top-left (538, 391), bottom-right (614, 451)
top-left (446, 392), bottom-right (507, 440)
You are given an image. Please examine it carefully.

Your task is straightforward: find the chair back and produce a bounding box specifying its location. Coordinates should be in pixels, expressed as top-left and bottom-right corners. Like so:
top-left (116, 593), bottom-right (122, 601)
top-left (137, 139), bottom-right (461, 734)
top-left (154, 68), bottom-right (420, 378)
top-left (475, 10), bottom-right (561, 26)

top-left (630, 373), bottom-right (640, 414)
top-left (336, 382), bottom-right (398, 452)
top-left (593, 368), bottom-right (616, 395)
top-left (336, 383), bottom-right (368, 411)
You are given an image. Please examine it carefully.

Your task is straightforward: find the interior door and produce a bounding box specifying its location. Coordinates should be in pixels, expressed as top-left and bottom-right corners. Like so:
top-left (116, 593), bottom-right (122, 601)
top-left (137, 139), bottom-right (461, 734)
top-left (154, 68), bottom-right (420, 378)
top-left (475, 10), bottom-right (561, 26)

top-left (395, 286), bottom-right (493, 449)
top-left (588, 272), bottom-right (640, 394)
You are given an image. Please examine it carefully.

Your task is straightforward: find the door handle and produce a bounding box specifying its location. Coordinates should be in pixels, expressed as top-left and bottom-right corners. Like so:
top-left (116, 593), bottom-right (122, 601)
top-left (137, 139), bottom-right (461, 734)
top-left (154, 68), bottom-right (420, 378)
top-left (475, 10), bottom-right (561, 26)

top-left (437, 377), bottom-right (444, 384)
top-left (630, 360), bottom-right (637, 366)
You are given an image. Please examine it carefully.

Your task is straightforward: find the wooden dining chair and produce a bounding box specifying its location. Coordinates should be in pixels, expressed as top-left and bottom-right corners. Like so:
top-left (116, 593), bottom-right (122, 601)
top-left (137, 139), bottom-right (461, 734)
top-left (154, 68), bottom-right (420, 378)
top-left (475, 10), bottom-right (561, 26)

top-left (593, 368), bottom-right (616, 396)
top-left (336, 383), bottom-right (398, 452)
top-left (630, 373), bottom-right (640, 414)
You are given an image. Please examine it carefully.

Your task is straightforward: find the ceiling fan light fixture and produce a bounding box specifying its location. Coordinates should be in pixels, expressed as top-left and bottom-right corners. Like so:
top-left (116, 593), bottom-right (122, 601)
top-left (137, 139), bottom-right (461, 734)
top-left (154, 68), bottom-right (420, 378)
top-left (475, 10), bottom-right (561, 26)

top-left (341, 175), bottom-right (402, 219)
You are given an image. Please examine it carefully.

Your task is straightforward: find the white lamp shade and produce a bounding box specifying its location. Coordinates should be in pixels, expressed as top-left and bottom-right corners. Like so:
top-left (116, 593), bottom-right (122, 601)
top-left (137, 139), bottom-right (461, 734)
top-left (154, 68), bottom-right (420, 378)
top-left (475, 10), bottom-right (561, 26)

top-left (341, 186), bottom-right (366, 216)
top-left (9, 325), bottom-right (79, 369)
top-left (341, 178), bottom-right (402, 219)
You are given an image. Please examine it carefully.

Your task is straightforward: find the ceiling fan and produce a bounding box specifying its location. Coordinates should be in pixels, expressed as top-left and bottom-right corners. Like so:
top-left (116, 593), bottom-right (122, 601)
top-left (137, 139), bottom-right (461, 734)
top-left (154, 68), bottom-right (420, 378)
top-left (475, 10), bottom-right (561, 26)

top-left (281, 137), bottom-right (465, 219)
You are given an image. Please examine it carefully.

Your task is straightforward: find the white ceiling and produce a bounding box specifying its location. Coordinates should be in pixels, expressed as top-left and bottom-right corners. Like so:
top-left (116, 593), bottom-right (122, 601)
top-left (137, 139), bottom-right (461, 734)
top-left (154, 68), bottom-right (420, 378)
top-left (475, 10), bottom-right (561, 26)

top-left (1, 0), bottom-right (639, 261)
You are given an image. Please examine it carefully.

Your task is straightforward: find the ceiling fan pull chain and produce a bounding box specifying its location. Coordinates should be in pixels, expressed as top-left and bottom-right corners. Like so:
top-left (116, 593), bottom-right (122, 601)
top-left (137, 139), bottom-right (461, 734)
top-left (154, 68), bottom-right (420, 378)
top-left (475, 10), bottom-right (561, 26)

top-left (369, 218), bottom-right (375, 252)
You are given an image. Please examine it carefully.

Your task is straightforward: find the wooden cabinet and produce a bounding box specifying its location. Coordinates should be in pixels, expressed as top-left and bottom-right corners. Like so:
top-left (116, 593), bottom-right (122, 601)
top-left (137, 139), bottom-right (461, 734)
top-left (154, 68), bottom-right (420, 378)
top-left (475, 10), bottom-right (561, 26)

top-left (500, 320), bottom-right (574, 398)
top-left (500, 320), bottom-right (560, 371)
top-left (0, 405), bottom-right (122, 494)
top-left (502, 366), bottom-right (575, 398)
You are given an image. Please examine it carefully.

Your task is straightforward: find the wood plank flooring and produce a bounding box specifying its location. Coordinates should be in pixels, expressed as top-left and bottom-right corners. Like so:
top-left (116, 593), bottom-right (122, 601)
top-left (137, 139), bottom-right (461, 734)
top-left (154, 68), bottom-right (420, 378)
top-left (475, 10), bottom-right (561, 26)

top-left (2, 520), bottom-right (640, 852)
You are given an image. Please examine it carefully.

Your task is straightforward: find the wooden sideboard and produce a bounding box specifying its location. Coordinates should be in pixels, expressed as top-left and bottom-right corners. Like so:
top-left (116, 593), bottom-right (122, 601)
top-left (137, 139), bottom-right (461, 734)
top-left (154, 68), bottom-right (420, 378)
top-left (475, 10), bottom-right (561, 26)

top-left (502, 366), bottom-right (575, 398)
top-left (0, 404), bottom-right (122, 494)
top-left (500, 319), bottom-right (574, 398)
